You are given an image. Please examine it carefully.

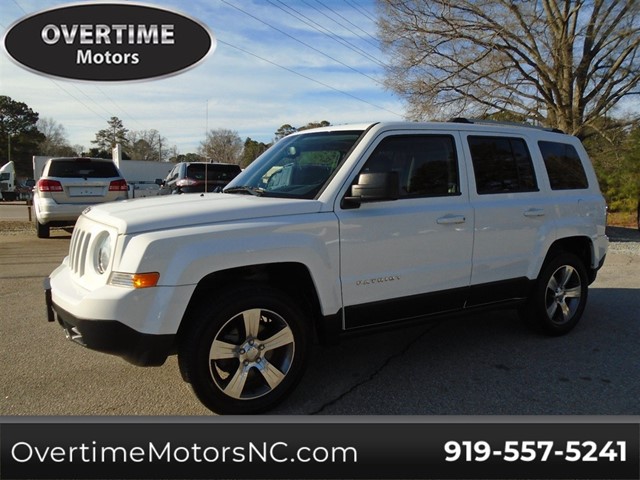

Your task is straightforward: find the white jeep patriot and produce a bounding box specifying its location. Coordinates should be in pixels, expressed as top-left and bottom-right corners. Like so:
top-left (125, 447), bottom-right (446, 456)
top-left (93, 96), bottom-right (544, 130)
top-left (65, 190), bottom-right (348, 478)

top-left (45, 120), bottom-right (608, 414)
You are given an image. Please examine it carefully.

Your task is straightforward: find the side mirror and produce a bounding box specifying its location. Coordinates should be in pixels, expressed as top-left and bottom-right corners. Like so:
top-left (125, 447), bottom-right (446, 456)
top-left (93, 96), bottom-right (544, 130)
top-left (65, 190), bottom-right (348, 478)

top-left (341, 172), bottom-right (399, 209)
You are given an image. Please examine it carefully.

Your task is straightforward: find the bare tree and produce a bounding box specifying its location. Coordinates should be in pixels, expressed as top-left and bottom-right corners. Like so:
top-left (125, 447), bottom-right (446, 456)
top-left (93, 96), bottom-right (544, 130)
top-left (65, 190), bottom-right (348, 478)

top-left (37, 117), bottom-right (78, 156)
top-left (127, 129), bottom-right (170, 161)
top-left (378, 0), bottom-right (640, 138)
top-left (199, 129), bottom-right (243, 164)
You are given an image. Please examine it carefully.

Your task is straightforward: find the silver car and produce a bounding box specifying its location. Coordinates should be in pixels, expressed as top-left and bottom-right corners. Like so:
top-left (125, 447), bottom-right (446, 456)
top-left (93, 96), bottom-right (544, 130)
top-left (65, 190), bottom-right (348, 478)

top-left (33, 157), bottom-right (128, 238)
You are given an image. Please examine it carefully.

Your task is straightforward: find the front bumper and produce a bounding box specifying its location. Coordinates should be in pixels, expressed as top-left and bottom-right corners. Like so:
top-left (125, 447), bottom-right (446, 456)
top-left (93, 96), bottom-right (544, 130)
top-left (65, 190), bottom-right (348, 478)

top-left (44, 262), bottom-right (194, 366)
top-left (45, 278), bottom-right (175, 366)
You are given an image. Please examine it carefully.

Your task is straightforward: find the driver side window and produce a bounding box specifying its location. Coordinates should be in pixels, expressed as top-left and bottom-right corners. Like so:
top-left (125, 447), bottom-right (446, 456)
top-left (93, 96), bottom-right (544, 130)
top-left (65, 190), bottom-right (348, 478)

top-left (358, 134), bottom-right (460, 198)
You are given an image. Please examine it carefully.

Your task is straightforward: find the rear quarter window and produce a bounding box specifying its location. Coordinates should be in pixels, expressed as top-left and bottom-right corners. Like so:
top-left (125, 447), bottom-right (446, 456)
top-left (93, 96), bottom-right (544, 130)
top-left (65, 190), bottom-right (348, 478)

top-left (47, 159), bottom-right (120, 178)
top-left (538, 141), bottom-right (589, 190)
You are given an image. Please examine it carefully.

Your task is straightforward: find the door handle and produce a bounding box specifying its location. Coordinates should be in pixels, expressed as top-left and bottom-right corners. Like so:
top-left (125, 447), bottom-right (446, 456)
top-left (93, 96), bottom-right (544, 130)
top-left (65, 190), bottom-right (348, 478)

top-left (437, 214), bottom-right (466, 225)
top-left (524, 208), bottom-right (545, 217)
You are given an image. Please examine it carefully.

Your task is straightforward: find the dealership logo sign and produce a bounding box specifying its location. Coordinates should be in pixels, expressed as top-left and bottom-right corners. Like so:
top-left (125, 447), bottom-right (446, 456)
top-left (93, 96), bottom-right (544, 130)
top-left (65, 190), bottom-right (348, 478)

top-left (3, 3), bottom-right (215, 81)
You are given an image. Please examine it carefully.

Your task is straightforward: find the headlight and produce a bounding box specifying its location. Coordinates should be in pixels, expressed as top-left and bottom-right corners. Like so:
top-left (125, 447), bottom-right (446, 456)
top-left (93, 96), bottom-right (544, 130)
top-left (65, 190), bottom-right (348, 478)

top-left (94, 232), bottom-right (112, 274)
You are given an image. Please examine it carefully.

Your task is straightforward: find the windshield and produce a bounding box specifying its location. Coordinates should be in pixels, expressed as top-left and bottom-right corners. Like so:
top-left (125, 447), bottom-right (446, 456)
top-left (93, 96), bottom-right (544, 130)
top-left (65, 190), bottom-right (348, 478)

top-left (224, 130), bottom-right (364, 199)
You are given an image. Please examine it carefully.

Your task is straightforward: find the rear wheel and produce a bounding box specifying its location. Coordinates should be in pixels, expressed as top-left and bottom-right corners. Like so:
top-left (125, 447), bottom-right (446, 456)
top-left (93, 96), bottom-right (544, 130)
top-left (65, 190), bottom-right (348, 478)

top-left (36, 218), bottom-right (50, 238)
top-left (521, 252), bottom-right (588, 335)
top-left (178, 285), bottom-right (309, 414)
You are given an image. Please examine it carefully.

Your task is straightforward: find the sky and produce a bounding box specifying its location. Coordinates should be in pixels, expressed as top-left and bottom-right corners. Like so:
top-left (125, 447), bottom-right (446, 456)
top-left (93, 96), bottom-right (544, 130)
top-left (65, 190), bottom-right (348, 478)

top-left (0, 0), bottom-right (406, 155)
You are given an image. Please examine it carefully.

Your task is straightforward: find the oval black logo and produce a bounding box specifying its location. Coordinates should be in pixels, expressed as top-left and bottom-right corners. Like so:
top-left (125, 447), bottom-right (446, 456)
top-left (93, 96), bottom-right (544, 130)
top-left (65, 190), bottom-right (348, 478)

top-left (3, 3), bottom-right (215, 81)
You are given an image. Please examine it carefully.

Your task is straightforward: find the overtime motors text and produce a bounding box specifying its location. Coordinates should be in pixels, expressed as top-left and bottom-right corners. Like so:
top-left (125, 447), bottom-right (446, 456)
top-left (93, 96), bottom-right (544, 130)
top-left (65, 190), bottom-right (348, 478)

top-left (40, 23), bottom-right (175, 65)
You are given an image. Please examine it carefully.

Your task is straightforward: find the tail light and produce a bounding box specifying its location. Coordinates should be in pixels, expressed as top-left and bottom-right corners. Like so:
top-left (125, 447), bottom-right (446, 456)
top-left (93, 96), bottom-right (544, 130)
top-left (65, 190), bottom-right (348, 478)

top-left (37, 179), bottom-right (63, 192)
top-left (109, 179), bottom-right (128, 191)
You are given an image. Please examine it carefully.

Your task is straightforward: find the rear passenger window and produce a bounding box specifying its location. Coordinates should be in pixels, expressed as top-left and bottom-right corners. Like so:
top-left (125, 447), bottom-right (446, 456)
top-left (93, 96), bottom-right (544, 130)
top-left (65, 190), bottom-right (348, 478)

top-left (361, 135), bottom-right (460, 198)
top-left (538, 141), bottom-right (589, 190)
top-left (468, 136), bottom-right (538, 194)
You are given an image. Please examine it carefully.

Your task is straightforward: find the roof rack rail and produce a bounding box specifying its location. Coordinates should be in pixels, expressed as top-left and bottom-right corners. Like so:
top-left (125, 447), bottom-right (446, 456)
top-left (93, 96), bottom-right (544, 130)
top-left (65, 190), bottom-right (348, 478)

top-left (447, 117), bottom-right (565, 134)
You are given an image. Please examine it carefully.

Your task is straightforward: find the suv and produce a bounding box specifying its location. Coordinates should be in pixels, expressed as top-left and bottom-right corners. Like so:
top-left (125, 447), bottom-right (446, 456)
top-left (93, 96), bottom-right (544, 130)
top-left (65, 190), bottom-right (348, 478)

top-left (45, 121), bottom-right (608, 414)
top-left (33, 157), bottom-right (128, 238)
top-left (159, 162), bottom-right (241, 194)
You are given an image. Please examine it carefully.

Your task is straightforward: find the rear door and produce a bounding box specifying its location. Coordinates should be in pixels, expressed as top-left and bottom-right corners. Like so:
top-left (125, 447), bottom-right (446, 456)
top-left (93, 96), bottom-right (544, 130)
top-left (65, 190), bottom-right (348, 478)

top-left (336, 131), bottom-right (474, 329)
top-left (461, 133), bottom-right (553, 305)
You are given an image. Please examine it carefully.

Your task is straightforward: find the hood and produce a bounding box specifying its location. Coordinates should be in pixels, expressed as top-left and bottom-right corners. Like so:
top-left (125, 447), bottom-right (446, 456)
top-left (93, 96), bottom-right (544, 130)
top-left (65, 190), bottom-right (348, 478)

top-left (84, 193), bottom-right (324, 234)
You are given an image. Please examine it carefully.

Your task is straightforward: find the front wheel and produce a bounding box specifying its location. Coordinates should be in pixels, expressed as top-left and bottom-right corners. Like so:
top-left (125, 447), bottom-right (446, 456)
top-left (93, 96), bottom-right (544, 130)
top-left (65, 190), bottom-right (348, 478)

top-left (179, 285), bottom-right (309, 414)
top-left (521, 252), bottom-right (589, 335)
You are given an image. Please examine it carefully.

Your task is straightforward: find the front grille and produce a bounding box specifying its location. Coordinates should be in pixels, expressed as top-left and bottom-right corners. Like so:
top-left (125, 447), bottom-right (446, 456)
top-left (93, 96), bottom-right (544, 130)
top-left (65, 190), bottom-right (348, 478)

top-left (69, 227), bottom-right (91, 276)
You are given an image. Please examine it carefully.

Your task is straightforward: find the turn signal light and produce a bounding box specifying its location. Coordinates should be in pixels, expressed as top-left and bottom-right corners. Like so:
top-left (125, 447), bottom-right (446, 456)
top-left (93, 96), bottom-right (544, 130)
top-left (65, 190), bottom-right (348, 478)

top-left (132, 272), bottom-right (160, 288)
top-left (109, 272), bottom-right (160, 289)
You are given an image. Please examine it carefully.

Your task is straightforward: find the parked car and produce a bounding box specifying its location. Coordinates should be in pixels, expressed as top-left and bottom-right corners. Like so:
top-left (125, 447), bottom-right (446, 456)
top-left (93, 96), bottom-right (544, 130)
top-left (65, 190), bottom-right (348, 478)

top-left (46, 120), bottom-right (608, 414)
top-left (33, 157), bottom-right (128, 238)
top-left (16, 178), bottom-right (35, 201)
top-left (159, 162), bottom-right (241, 195)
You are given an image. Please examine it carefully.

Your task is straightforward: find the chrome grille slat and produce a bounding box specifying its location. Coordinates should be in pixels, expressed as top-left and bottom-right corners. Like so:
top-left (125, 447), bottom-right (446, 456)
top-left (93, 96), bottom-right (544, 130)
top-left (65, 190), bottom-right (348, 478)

top-left (69, 227), bottom-right (91, 277)
top-left (78, 232), bottom-right (91, 276)
top-left (72, 231), bottom-right (85, 274)
top-left (69, 228), bottom-right (80, 271)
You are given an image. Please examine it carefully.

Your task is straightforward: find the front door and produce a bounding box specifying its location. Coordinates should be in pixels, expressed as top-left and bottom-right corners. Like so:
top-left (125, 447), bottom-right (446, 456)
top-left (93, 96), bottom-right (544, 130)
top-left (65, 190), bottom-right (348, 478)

top-left (336, 132), bottom-right (474, 330)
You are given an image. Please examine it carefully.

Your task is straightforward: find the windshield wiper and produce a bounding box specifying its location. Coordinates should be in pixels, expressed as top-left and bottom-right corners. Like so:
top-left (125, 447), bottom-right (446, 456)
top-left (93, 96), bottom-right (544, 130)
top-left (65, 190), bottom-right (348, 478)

top-left (223, 186), bottom-right (266, 196)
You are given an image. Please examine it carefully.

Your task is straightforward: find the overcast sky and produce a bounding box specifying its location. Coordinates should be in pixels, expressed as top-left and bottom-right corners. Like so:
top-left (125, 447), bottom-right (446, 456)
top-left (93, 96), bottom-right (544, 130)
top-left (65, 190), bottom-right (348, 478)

top-left (1, 0), bottom-right (406, 155)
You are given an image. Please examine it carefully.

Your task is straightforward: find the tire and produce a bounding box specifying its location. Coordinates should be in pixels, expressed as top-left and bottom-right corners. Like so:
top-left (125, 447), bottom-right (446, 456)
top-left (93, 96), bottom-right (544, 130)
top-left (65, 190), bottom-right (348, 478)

top-left (36, 219), bottom-right (50, 239)
top-left (521, 252), bottom-right (589, 335)
top-left (178, 284), bottom-right (309, 414)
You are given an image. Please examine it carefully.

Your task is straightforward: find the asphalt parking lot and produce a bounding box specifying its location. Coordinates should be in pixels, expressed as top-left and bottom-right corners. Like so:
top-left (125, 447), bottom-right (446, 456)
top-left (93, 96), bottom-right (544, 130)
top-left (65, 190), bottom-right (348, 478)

top-left (0, 222), bottom-right (639, 416)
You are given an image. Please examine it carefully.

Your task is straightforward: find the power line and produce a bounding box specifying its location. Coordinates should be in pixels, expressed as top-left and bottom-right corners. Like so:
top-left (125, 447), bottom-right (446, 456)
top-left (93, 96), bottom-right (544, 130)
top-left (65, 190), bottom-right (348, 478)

top-left (268, 0), bottom-right (387, 69)
top-left (217, 39), bottom-right (402, 118)
top-left (344, 0), bottom-right (378, 23)
top-left (68, 84), bottom-right (118, 119)
top-left (310, 0), bottom-right (381, 47)
top-left (218, 0), bottom-right (384, 86)
top-left (10, 0), bottom-right (26, 14)
top-left (94, 85), bottom-right (146, 129)
top-left (48, 79), bottom-right (108, 122)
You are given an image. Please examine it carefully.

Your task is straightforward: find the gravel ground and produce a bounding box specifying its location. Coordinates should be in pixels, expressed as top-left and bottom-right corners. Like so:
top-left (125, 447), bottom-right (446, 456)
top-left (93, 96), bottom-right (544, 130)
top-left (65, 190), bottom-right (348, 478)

top-left (0, 221), bottom-right (71, 236)
top-left (2, 220), bottom-right (638, 252)
top-left (605, 226), bottom-right (640, 256)
top-left (0, 221), bottom-right (35, 235)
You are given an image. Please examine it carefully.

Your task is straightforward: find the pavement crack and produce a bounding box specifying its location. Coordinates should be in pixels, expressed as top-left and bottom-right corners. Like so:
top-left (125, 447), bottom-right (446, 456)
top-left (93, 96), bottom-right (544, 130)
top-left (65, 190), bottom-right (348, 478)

top-left (309, 321), bottom-right (442, 415)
